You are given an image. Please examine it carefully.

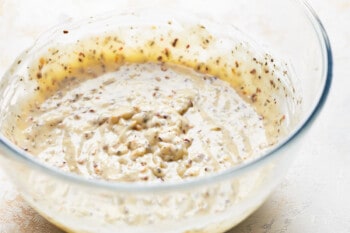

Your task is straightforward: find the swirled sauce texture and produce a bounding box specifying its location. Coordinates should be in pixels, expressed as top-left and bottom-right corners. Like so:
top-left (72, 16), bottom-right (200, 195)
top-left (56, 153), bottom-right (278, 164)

top-left (11, 22), bottom-right (299, 182)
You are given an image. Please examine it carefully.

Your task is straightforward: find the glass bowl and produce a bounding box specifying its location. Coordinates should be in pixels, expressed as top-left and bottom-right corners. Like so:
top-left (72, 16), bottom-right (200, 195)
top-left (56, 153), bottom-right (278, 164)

top-left (0, 0), bottom-right (332, 232)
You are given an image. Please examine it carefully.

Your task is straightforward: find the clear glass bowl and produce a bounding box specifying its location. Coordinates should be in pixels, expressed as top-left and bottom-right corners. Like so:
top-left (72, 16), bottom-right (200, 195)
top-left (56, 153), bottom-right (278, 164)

top-left (0, 0), bottom-right (332, 232)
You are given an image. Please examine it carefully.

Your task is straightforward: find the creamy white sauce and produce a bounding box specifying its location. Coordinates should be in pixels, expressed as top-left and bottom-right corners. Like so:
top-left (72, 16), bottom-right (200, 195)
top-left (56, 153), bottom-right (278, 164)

top-left (20, 63), bottom-right (268, 182)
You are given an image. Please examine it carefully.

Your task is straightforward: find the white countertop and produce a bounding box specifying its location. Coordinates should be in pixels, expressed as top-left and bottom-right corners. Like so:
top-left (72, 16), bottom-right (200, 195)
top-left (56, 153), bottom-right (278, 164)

top-left (0, 0), bottom-right (349, 232)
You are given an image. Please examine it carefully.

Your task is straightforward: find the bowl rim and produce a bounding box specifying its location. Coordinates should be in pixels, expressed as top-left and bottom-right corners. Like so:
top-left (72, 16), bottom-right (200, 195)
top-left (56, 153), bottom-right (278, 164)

top-left (0, 0), bottom-right (333, 192)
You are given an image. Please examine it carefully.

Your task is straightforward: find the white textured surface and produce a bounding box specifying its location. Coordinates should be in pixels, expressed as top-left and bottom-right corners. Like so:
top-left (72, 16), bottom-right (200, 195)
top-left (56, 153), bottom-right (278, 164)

top-left (0, 0), bottom-right (349, 232)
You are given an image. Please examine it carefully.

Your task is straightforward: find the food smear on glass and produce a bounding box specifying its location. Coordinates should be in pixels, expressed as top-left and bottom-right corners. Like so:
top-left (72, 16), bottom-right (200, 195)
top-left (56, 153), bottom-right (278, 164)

top-left (6, 17), bottom-right (300, 183)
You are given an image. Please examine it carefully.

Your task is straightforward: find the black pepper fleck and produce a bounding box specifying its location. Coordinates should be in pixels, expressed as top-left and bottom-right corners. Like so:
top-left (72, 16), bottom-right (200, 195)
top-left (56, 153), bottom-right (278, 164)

top-left (172, 38), bottom-right (178, 47)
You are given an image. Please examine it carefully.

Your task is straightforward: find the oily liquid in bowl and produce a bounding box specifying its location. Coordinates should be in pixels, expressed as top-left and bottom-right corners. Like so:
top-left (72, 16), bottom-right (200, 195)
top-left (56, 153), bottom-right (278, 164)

top-left (0, 10), bottom-right (300, 233)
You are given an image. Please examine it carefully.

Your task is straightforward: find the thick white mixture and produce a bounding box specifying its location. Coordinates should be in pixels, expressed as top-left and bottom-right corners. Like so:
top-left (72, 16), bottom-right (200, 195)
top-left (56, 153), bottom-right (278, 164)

top-left (20, 62), bottom-right (269, 182)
